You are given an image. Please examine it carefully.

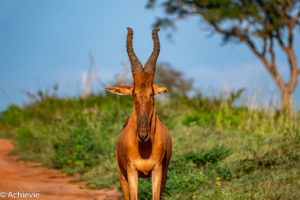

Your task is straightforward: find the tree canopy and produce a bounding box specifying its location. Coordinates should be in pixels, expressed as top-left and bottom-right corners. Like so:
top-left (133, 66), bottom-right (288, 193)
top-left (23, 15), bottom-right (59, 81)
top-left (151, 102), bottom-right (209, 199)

top-left (147, 0), bottom-right (300, 110)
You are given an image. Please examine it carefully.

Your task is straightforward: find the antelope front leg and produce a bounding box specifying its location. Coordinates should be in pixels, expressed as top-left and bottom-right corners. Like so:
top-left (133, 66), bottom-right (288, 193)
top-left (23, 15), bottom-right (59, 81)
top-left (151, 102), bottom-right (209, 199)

top-left (152, 163), bottom-right (163, 200)
top-left (127, 164), bottom-right (138, 200)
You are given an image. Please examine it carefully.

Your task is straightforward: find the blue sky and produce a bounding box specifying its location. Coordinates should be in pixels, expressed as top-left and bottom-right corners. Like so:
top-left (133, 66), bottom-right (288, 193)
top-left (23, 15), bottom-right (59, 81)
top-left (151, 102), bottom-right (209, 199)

top-left (0, 0), bottom-right (299, 110)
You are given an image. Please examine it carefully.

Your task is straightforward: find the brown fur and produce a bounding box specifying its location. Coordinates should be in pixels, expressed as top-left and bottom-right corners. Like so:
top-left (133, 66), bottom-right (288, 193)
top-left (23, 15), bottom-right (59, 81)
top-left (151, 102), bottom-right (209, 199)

top-left (106, 72), bottom-right (172, 200)
top-left (105, 28), bottom-right (171, 200)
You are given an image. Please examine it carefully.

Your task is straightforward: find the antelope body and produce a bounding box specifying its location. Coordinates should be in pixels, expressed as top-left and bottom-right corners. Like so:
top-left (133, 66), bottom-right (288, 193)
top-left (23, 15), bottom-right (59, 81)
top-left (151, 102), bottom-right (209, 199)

top-left (105, 28), bottom-right (172, 200)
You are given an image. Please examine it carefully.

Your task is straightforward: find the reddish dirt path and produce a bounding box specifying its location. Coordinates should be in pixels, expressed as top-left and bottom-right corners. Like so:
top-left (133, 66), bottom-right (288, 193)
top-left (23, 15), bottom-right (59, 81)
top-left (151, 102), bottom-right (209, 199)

top-left (0, 139), bottom-right (120, 200)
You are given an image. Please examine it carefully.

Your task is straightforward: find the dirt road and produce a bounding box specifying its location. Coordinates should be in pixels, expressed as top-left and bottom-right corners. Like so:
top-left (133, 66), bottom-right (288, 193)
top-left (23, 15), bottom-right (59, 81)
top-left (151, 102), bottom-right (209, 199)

top-left (0, 139), bottom-right (120, 200)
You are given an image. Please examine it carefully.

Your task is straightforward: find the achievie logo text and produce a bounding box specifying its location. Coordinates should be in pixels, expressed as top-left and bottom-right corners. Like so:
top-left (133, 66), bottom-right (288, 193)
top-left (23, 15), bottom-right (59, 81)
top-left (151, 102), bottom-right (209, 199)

top-left (0, 191), bottom-right (40, 199)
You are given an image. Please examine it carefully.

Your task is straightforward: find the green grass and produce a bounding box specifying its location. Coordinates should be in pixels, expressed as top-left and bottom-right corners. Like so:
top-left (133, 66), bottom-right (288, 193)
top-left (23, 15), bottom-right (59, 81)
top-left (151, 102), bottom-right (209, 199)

top-left (0, 91), bottom-right (299, 199)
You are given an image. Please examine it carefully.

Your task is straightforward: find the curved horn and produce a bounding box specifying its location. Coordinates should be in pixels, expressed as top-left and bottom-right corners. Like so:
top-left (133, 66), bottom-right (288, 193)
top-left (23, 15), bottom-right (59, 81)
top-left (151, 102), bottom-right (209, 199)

top-left (144, 28), bottom-right (160, 74)
top-left (127, 27), bottom-right (143, 74)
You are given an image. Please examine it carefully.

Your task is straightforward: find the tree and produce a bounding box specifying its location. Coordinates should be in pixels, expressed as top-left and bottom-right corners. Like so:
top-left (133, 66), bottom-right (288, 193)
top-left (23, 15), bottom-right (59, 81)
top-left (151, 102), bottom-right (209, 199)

top-left (82, 52), bottom-right (99, 98)
top-left (155, 62), bottom-right (194, 96)
top-left (146, 0), bottom-right (300, 110)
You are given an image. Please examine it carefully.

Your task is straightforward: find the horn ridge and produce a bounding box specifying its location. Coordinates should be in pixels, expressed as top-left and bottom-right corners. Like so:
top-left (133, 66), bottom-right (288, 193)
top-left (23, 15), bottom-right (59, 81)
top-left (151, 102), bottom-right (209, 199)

top-left (144, 28), bottom-right (160, 74)
top-left (127, 27), bottom-right (143, 74)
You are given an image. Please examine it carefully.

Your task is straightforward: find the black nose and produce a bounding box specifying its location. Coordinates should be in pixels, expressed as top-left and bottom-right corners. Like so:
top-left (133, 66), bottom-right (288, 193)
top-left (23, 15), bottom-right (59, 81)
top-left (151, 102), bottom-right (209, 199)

top-left (138, 132), bottom-right (149, 142)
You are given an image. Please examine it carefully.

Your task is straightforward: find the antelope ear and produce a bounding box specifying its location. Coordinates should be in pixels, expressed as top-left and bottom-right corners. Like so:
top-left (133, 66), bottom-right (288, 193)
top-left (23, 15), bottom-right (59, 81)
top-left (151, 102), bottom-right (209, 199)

top-left (105, 85), bottom-right (134, 95)
top-left (153, 84), bottom-right (168, 95)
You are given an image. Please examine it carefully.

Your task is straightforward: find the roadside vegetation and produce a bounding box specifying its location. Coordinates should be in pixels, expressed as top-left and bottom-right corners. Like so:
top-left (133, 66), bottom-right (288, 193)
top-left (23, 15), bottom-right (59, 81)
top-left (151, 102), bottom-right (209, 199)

top-left (0, 83), bottom-right (299, 199)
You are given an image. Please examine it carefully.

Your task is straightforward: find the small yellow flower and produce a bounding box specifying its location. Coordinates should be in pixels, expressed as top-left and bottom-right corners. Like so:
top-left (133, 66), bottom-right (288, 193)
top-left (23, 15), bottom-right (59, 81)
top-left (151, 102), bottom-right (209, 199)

top-left (216, 177), bottom-right (221, 186)
top-left (192, 194), bottom-right (196, 199)
top-left (185, 178), bottom-right (189, 182)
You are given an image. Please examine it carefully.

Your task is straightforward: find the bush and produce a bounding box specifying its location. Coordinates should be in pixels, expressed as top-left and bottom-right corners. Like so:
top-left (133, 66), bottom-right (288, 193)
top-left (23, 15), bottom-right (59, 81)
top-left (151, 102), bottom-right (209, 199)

top-left (138, 146), bottom-right (232, 199)
top-left (0, 91), bottom-right (299, 199)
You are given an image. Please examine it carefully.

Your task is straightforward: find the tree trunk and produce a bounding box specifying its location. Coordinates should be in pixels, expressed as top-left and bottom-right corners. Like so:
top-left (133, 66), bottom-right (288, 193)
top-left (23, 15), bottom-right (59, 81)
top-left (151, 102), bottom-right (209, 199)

top-left (258, 46), bottom-right (298, 111)
top-left (280, 88), bottom-right (292, 111)
top-left (281, 48), bottom-right (299, 111)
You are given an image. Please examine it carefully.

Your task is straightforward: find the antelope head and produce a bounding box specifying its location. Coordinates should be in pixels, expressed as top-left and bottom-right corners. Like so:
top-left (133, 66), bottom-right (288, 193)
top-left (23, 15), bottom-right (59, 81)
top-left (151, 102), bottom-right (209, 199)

top-left (106, 27), bottom-right (167, 142)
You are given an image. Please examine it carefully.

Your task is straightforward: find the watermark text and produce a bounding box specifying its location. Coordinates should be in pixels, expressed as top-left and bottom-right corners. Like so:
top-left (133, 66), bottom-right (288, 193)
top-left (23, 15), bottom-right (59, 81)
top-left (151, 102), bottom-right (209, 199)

top-left (0, 191), bottom-right (40, 199)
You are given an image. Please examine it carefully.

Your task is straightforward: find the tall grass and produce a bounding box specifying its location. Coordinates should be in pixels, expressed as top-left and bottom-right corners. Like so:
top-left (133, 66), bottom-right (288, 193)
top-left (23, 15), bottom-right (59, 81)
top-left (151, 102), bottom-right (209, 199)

top-left (0, 90), bottom-right (299, 199)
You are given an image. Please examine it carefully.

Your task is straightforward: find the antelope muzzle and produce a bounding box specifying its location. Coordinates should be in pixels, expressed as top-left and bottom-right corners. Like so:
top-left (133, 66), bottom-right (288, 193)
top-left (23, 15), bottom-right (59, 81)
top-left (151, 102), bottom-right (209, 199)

top-left (137, 115), bottom-right (150, 142)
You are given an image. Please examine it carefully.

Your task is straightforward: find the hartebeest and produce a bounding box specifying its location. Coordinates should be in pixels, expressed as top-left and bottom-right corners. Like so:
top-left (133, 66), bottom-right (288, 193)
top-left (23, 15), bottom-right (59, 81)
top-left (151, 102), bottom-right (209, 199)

top-left (105, 28), bottom-right (172, 200)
